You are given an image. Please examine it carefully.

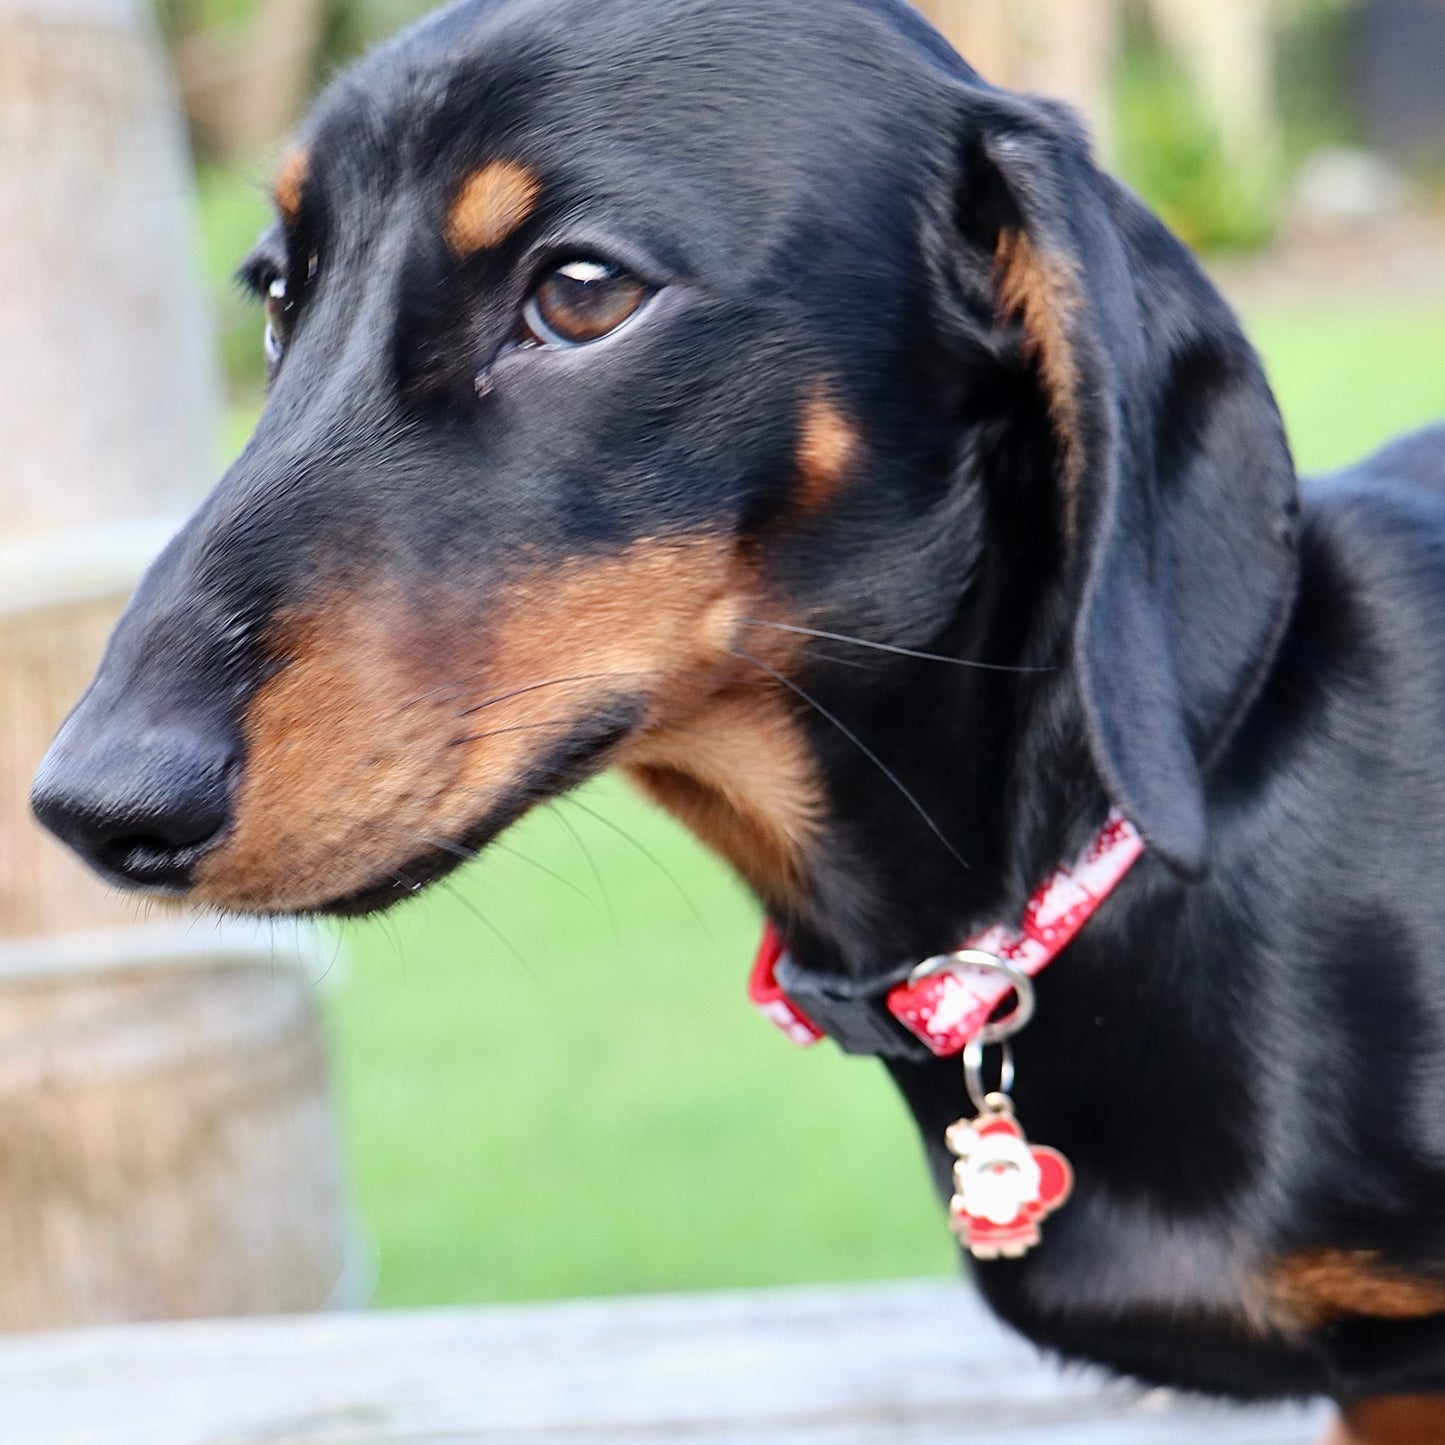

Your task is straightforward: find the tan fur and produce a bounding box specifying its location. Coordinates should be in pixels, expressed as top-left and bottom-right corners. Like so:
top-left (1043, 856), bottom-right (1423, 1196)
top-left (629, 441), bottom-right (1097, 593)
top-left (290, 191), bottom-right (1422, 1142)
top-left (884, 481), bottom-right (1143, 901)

top-left (444, 161), bottom-right (542, 255)
top-left (274, 147), bottom-right (309, 224)
top-left (1323, 1397), bottom-right (1445, 1445)
top-left (1268, 1250), bottom-right (1445, 1331)
top-left (995, 227), bottom-right (1083, 517)
top-left (624, 690), bottom-right (822, 912)
top-left (791, 391), bottom-right (858, 514)
top-left (193, 540), bottom-right (820, 914)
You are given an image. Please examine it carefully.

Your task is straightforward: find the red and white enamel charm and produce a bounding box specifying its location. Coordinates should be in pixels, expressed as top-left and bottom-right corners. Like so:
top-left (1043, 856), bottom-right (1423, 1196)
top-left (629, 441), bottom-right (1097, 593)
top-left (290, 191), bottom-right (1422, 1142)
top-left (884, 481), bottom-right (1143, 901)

top-left (945, 1108), bottom-right (1073, 1261)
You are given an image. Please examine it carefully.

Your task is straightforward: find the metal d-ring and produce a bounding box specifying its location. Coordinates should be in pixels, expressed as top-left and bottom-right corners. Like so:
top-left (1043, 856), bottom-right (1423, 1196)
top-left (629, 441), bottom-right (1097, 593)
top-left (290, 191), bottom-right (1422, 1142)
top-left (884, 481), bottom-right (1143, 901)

top-left (909, 949), bottom-right (1035, 1118)
top-left (908, 949), bottom-right (1036, 1046)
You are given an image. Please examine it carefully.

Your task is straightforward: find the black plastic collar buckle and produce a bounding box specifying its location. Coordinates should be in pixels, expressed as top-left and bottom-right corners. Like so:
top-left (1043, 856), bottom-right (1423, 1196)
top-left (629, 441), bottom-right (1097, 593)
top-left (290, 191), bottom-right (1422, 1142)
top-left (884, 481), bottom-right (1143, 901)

top-left (772, 950), bottom-right (937, 1063)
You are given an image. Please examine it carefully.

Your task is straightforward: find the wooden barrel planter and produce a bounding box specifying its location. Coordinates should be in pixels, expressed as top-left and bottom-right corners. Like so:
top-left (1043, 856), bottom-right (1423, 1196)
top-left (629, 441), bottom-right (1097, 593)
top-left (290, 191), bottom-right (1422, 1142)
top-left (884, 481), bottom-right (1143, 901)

top-left (0, 525), bottom-right (182, 939)
top-left (0, 534), bottom-right (358, 1330)
top-left (0, 925), bottom-right (354, 1329)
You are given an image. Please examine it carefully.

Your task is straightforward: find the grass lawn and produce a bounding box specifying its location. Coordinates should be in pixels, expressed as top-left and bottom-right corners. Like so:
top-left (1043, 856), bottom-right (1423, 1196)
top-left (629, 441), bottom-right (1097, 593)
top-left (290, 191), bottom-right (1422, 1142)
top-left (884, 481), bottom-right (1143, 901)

top-left (325, 781), bottom-right (958, 1306)
top-left (314, 297), bottom-right (1445, 1309)
top-left (1246, 302), bottom-right (1445, 475)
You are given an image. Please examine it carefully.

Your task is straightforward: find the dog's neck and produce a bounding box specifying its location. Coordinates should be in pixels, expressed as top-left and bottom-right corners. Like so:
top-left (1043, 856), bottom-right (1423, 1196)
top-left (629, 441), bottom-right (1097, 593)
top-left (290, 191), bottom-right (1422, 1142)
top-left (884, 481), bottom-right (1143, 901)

top-left (791, 608), bottom-right (1110, 981)
top-left (627, 408), bottom-right (1128, 983)
top-left (774, 438), bottom-right (1115, 981)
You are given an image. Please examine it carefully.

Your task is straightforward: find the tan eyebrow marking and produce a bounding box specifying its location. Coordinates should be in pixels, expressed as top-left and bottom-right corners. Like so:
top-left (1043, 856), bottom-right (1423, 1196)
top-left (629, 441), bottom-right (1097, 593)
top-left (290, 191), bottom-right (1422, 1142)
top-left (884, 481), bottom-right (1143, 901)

top-left (793, 390), bottom-right (859, 513)
top-left (445, 160), bottom-right (542, 256)
top-left (274, 147), bottom-right (310, 224)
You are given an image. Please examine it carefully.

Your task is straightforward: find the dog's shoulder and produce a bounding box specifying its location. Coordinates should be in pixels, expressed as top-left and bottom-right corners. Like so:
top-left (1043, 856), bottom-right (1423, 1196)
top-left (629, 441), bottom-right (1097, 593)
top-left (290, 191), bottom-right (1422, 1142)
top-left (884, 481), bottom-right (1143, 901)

top-left (1301, 425), bottom-right (1445, 583)
top-left (1313, 422), bottom-right (1445, 499)
top-left (1273, 425), bottom-right (1445, 785)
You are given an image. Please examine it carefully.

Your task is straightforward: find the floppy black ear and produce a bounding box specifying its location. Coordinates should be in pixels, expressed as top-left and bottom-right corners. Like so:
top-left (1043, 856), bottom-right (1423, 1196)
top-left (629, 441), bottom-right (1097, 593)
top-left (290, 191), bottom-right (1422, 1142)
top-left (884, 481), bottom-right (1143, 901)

top-left (942, 92), bottom-right (1300, 876)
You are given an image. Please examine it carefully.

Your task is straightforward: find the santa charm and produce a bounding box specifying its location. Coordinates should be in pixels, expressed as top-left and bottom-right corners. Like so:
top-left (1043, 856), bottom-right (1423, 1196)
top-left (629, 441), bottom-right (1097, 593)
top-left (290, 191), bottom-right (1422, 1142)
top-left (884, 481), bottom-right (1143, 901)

top-left (900, 949), bottom-right (1078, 1259)
top-left (945, 1105), bottom-right (1073, 1261)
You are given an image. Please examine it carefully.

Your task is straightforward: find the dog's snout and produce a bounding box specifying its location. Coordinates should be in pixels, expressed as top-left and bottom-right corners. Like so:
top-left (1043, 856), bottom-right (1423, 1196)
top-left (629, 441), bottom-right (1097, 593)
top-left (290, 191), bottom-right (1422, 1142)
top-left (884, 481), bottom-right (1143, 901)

top-left (31, 720), bottom-right (237, 895)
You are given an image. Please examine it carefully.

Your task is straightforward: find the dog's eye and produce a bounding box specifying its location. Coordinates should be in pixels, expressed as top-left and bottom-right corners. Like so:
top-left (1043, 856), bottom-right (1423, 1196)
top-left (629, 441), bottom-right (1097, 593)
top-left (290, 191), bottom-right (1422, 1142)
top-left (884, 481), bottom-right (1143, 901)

top-left (523, 260), bottom-right (649, 346)
top-left (263, 276), bottom-right (295, 367)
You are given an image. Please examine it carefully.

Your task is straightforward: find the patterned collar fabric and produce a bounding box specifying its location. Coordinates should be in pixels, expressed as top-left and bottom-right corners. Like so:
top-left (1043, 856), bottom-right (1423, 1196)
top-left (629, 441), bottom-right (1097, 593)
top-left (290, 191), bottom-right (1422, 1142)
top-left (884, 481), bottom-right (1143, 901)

top-left (750, 812), bottom-right (1145, 1060)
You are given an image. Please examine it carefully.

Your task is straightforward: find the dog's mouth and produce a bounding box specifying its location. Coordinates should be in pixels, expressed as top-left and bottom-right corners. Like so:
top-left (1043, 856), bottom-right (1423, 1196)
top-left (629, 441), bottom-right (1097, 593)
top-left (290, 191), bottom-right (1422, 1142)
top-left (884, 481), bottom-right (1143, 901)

top-left (313, 702), bottom-right (645, 918)
top-left (180, 539), bottom-right (784, 917)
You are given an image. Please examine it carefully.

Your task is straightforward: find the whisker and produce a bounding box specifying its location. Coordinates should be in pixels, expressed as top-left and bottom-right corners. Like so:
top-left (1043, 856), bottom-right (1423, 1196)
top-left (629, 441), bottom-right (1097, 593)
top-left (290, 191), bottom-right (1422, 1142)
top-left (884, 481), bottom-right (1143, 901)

top-left (551, 802), bottom-right (618, 939)
top-left (489, 837), bottom-right (601, 912)
top-left (315, 924), bottom-right (347, 985)
top-left (455, 670), bottom-right (654, 720)
top-left (740, 618), bottom-right (1050, 674)
top-left (449, 715), bottom-right (725, 750)
top-left (433, 874), bottom-right (541, 987)
top-left (364, 817), bottom-right (598, 914)
top-left (562, 793), bottom-right (711, 936)
top-left (731, 646), bottom-right (971, 873)
top-left (364, 819), bottom-right (479, 864)
top-left (402, 669), bottom-right (653, 717)
top-left (449, 719), bottom-right (581, 748)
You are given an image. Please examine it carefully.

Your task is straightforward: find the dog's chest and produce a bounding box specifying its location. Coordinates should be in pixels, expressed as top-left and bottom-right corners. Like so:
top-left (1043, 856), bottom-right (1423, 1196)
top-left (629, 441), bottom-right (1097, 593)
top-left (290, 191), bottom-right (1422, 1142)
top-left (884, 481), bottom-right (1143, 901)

top-left (962, 1171), bottom-right (1333, 1396)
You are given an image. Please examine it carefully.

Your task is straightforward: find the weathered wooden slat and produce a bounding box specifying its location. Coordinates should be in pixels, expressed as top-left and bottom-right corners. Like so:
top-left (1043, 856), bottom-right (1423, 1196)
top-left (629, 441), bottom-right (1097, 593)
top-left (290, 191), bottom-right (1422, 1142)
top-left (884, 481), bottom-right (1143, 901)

top-left (0, 1281), bottom-right (1327, 1444)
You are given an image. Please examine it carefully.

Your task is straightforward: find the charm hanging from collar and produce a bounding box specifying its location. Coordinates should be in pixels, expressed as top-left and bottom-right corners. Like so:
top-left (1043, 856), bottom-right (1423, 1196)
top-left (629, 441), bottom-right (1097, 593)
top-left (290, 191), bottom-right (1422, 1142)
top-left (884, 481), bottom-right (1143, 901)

top-left (945, 1099), bottom-right (1073, 1261)
top-left (913, 952), bottom-right (1074, 1261)
top-left (751, 813), bottom-right (1144, 1259)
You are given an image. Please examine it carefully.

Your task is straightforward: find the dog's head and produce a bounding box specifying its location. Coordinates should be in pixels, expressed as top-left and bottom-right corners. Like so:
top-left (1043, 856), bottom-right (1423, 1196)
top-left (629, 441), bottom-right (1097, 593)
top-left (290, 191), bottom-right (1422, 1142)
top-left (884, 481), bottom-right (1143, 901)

top-left (33, 0), bottom-right (1297, 937)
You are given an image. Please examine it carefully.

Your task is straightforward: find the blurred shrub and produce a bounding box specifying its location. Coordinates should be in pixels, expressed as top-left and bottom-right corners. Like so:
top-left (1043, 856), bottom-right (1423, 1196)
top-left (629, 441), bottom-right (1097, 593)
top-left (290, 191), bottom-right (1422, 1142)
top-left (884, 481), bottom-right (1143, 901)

top-left (1115, 29), bottom-right (1281, 254)
top-left (157, 0), bottom-right (433, 89)
top-left (322, 0), bottom-right (433, 59)
top-left (158, 0), bottom-right (432, 161)
top-left (155, 0), bottom-right (252, 33)
top-left (196, 163), bottom-right (272, 408)
top-left (1275, 0), bottom-right (1362, 161)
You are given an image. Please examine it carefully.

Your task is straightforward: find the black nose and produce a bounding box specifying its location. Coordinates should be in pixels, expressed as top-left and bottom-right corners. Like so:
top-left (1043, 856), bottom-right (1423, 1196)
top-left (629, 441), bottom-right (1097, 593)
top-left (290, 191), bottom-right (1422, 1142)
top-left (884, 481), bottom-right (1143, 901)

top-left (31, 722), bottom-right (237, 894)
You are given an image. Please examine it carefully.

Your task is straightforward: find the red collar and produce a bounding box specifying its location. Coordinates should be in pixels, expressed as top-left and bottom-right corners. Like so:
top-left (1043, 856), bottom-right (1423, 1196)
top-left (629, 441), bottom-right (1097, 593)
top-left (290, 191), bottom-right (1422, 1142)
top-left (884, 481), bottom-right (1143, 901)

top-left (750, 811), bottom-right (1144, 1059)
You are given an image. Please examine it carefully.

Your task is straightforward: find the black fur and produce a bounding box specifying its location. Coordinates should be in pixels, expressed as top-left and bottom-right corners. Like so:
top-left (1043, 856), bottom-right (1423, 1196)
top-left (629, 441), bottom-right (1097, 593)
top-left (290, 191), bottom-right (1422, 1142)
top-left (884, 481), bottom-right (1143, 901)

top-left (30, 0), bottom-right (1445, 1414)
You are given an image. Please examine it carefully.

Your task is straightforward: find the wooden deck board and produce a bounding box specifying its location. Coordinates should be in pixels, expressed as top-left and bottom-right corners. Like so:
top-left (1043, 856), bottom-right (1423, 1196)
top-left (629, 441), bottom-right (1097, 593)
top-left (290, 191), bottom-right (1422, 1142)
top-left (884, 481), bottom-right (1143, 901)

top-left (0, 1281), bottom-right (1328, 1443)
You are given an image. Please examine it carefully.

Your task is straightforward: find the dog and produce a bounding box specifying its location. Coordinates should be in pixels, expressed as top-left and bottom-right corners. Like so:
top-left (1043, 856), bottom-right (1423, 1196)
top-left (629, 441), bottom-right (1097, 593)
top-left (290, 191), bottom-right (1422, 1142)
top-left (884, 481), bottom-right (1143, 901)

top-left (30, 0), bottom-right (1445, 1438)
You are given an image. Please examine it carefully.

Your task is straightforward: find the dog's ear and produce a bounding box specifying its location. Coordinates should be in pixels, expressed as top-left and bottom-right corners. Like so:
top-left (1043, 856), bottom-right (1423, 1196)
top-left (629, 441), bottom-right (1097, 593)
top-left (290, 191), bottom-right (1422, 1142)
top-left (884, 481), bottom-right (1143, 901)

top-left (937, 92), bottom-right (1299, 876)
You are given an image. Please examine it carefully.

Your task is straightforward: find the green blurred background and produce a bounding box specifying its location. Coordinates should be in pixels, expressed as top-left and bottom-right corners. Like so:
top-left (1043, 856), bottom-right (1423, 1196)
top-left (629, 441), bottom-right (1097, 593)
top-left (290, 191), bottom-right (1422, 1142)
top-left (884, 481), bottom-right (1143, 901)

top-left (165, 0), bottom-right (1445, 1307)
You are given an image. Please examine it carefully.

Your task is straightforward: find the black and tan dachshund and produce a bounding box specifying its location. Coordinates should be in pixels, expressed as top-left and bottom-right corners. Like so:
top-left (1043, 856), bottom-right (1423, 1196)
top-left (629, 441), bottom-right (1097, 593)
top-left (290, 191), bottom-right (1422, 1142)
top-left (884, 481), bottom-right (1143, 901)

top-left (29, 0), bottom-right (1445, 1437)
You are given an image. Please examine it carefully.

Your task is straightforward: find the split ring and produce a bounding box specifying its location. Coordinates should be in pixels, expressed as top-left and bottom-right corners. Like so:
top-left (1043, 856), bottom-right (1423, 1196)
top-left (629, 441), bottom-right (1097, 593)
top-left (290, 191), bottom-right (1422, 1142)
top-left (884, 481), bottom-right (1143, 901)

top-left (909, 948), bottom-right (1036, 1046)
